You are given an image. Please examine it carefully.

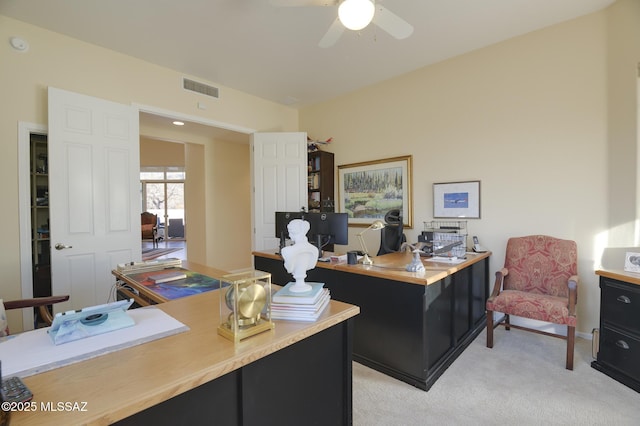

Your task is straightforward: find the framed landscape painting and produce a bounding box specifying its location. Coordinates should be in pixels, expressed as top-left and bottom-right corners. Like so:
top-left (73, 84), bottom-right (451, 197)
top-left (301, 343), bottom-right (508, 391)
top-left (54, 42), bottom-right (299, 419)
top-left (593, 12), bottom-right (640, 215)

top-left (433, 180), bottom-right (481, 219)
top-left (338, 155), bottom-right (412, 228)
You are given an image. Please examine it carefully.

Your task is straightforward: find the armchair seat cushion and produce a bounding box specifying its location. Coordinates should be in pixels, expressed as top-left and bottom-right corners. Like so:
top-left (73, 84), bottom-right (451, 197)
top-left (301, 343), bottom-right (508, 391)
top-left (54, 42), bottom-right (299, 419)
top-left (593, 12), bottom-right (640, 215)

top-left (487, 289), bottom-right (576, 327)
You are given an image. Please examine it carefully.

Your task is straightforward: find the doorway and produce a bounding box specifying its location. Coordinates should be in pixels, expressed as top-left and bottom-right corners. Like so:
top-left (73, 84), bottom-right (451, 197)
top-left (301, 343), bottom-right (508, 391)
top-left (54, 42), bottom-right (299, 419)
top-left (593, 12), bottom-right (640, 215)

top-left (18, 105), bottom-right (255, 330)
top-left (141, 167), bottom-right (186, 241)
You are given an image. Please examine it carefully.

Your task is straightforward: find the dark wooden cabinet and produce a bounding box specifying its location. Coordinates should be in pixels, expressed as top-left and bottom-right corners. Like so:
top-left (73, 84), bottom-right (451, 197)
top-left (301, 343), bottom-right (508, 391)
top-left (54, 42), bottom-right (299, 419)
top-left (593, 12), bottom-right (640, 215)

top-left (116, 322), bottom-right (354, 426)
top-left (254, 251), bottom-right (490, 391)
top-left (307, 150), bottom-right (334, 213)
top-left (30, 134), bottom-right (52, 326)
top-left (592, 271), bottom-right (640, 393)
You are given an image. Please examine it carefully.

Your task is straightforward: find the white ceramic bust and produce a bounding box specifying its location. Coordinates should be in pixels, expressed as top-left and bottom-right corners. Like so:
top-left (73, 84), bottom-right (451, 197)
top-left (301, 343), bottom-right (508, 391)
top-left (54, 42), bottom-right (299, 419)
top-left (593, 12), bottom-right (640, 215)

top-left (281, 219), bottom-right (319, 293)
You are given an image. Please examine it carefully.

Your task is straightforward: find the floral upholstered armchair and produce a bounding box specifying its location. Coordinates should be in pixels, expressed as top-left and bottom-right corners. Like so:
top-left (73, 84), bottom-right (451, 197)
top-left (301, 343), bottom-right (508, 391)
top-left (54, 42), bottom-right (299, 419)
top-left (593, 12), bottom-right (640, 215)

top-left (486, 235), bottom-right (579, 370)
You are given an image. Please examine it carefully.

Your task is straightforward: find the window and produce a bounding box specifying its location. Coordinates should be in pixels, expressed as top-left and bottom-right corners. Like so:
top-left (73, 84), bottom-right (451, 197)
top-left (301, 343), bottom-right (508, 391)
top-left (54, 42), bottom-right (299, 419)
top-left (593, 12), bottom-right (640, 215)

top-left (141, 167), bottom-right (186, 240)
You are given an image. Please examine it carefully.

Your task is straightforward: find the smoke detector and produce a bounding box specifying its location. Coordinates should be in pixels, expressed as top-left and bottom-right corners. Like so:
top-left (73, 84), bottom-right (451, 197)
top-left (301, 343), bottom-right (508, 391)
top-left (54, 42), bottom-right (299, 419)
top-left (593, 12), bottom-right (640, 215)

top-left (10, 37), bottom-right (29, 52)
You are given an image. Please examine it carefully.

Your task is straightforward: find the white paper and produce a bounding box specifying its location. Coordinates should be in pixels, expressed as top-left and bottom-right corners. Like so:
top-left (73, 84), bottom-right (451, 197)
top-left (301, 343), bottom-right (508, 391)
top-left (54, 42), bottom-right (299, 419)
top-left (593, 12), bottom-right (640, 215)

top-left (0, 307), bottom-right (189, 377)
top-left (424, 256), bottom-right (466, 264)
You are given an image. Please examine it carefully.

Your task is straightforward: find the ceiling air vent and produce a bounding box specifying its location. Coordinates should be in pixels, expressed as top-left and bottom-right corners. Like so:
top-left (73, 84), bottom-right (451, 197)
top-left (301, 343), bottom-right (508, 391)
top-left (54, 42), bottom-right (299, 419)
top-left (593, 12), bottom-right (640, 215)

top-left (183, 78), bottom-right (219, 99)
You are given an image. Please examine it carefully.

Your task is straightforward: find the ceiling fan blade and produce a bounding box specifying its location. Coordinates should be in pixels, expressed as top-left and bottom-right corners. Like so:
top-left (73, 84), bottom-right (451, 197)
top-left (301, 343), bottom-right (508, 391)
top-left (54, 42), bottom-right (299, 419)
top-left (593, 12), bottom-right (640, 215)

top-left (269, 0), bottom-right (337, 6)
top-left (373, 4), bottom-right (414, 39)
top-left (319, 17), bottom-right (345, 48)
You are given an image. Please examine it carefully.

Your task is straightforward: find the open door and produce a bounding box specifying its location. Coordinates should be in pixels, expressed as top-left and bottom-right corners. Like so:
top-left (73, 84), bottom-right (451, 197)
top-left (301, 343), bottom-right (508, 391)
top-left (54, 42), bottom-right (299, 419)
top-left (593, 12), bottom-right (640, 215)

top-left (251, 132), bottom-right (307, 251)
top-left (48, 87), bottom-right (140, 311)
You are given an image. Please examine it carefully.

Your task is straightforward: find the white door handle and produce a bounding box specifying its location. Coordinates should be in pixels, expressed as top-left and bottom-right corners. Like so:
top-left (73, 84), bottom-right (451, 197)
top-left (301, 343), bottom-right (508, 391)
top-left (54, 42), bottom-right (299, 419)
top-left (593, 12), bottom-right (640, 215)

top-left (55, 243), bottom-right (73, 250)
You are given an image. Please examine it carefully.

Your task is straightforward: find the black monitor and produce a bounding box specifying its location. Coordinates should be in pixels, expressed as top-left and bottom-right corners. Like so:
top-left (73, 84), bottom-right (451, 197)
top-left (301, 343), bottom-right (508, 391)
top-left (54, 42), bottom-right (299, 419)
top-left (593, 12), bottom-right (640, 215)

top-left (275, 211), bottom-right (349, 253)
top-left (306, 212), bottom-right (349, 248)
top-left (274, 211), bottom-right (305, 241)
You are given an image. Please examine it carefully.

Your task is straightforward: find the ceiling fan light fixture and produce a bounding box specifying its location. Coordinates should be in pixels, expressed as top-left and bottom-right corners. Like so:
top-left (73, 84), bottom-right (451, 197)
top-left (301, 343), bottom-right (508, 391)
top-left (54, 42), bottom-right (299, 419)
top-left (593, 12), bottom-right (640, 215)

top-left (338, 0), bottom-right (375, 31)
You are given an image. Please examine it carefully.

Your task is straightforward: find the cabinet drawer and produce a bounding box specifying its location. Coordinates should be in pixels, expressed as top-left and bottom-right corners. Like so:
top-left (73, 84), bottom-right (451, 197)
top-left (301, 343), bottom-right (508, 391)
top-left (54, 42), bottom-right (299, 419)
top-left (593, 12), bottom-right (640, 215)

top-left (601, 279), bottom-right (640, 333)
top-left (599, 326), bottom-right (640, 383)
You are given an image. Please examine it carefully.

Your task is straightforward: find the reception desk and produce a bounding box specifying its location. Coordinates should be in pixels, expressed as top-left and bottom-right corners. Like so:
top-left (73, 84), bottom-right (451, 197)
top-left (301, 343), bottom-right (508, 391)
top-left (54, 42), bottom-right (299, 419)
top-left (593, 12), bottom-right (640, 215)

top-left (254, 250), bottom-right (490, 391)
top-left (11, 262), bottom-right (359, 425)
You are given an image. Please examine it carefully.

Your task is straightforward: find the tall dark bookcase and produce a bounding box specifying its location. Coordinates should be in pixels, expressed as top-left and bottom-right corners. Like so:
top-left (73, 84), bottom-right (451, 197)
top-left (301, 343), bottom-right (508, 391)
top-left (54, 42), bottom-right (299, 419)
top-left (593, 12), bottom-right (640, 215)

top-left (307, 150), bottom-right (334, 213)
top-left (30, 133), bottom-right (52, 326)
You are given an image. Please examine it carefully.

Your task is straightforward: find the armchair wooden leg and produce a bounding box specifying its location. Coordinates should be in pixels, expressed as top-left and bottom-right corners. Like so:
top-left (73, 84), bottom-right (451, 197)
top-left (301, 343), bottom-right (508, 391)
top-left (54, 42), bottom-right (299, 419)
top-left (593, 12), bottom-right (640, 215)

top-left (486, 310), bottom-right (494, 348)
top-left (504, 314), bottom-right (510, 331)
top-left (38, 305), bottom-right (53, 325)
top-left (566, 325), bottom-right (575, 370)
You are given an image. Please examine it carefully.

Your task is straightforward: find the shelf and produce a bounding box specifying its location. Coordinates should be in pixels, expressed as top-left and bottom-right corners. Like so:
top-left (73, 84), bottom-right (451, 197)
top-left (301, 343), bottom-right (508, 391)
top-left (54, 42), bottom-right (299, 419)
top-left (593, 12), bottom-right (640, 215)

top-left (307, 151), bottom-right (334, 213)
top-left (30, 133), bottom-right (52, 314)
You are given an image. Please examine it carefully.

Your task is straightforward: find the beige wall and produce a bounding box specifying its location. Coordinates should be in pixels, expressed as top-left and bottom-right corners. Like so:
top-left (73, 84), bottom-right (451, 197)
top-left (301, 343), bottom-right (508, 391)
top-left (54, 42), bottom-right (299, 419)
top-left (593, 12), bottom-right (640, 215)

top-left (607, 0), bottom-right (640, 245)
top-left (185, 143), bottom-right (207, 266)
top-left (300, 7), bottom-right (636, 335)
top-left (1, 15), bottom-right (295, 330)
top-left (140, 138), bottom-right (185, 167)
top-left (205, 141), bottom-right (252, 269)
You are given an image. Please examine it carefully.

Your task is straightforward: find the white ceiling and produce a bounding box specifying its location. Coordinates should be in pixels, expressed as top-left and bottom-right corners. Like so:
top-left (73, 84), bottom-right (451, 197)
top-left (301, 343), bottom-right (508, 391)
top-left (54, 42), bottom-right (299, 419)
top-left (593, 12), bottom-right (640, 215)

top-left (2, 0), bottom-right (615, 109)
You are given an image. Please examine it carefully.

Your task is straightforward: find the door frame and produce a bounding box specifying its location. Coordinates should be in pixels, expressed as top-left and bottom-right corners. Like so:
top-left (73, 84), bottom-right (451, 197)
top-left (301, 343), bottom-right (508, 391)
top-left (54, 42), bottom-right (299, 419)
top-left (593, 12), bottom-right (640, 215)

top-left (18, 105), bottom-right (255, 330)
top-left (18, 121), bottom-right (48, 330)
top-left (134, 103), bottom-right (256, 136)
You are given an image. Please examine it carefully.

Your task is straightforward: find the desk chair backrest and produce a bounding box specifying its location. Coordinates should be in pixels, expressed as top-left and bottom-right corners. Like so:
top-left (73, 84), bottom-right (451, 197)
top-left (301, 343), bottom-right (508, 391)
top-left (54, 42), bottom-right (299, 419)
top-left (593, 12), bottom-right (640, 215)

top-left (377, 209), bottom-right (406, 255)
top-left (503, 235), bottom-right (577, 297)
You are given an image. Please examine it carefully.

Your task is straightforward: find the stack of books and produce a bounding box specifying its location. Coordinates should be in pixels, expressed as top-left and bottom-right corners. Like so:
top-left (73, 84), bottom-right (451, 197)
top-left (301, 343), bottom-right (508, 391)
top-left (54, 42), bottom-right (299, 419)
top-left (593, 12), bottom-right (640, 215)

top-left (270, 282), bottom-right (330, 322)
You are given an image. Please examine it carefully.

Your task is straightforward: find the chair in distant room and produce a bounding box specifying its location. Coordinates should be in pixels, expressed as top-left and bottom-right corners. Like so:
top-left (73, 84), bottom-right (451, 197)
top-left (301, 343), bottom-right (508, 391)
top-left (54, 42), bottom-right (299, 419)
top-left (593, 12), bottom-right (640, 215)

top-left (1, 295), bottom-right (70, 336)
top-left (141, 212), bottom-right (159, 248)
top-left (377, 209), bottom-right (406, 255)
top-left (168, 218), bottom-right (185, 239)
top-left (486, 235), bottom-right (579, 370)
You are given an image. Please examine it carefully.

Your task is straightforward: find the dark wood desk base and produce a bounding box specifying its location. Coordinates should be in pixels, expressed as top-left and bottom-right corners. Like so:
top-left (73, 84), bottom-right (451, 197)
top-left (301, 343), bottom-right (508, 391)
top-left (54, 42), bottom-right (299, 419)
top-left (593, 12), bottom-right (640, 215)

top-left (591, 271), bottom-right (640, 393)
top-left (116, 320), bottom-right (354, 425)
top-left (254, 252), bottom-right (489, 391)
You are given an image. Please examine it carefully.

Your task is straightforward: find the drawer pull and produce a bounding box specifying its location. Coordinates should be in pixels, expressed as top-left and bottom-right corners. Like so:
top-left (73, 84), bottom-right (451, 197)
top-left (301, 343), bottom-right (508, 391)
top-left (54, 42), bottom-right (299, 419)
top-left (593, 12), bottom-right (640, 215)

top-left (616, 295), bottom-right (631, 304)
top-left (615, 340), bottom-right (630, 350)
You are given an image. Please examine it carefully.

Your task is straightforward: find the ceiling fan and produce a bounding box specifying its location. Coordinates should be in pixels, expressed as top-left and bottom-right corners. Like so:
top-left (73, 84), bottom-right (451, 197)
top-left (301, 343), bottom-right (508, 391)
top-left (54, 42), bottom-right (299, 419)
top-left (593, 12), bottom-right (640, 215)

top-left (270, 0), bottom-right (414, 48)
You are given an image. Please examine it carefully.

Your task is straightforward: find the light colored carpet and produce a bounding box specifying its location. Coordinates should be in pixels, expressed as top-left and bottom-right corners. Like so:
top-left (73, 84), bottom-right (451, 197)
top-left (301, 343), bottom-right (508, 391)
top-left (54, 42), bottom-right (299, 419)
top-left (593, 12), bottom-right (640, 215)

top-left (353, 328), bottom-right (640, 425)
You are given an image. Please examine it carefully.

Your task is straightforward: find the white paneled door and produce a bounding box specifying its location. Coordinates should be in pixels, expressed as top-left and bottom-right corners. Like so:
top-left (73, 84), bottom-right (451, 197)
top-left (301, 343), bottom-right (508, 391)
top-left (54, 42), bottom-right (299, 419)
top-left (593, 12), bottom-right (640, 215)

top-left (48, 87), bottom-right (141, 312)
top-left (251, 132), bottom-right (307, 251)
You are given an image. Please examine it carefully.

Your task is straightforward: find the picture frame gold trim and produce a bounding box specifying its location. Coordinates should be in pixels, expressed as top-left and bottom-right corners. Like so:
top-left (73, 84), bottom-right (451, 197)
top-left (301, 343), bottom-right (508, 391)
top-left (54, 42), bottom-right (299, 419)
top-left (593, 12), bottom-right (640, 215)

top-left (337, 155), bottom-right (413, 228)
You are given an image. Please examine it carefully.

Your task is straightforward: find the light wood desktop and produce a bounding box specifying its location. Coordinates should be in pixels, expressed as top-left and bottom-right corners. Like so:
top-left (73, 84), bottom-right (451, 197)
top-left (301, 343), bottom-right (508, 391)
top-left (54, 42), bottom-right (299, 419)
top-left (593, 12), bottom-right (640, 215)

top-left (12, 262), bottom-right (359, 425)
top-left (258, 249), bottom-right (489, 285)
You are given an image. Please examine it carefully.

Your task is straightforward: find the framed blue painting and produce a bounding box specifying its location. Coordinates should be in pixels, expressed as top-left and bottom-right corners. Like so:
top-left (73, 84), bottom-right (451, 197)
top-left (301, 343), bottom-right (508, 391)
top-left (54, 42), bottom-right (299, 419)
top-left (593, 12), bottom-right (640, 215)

top-left (433, 180), bottom-right (480, 218)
